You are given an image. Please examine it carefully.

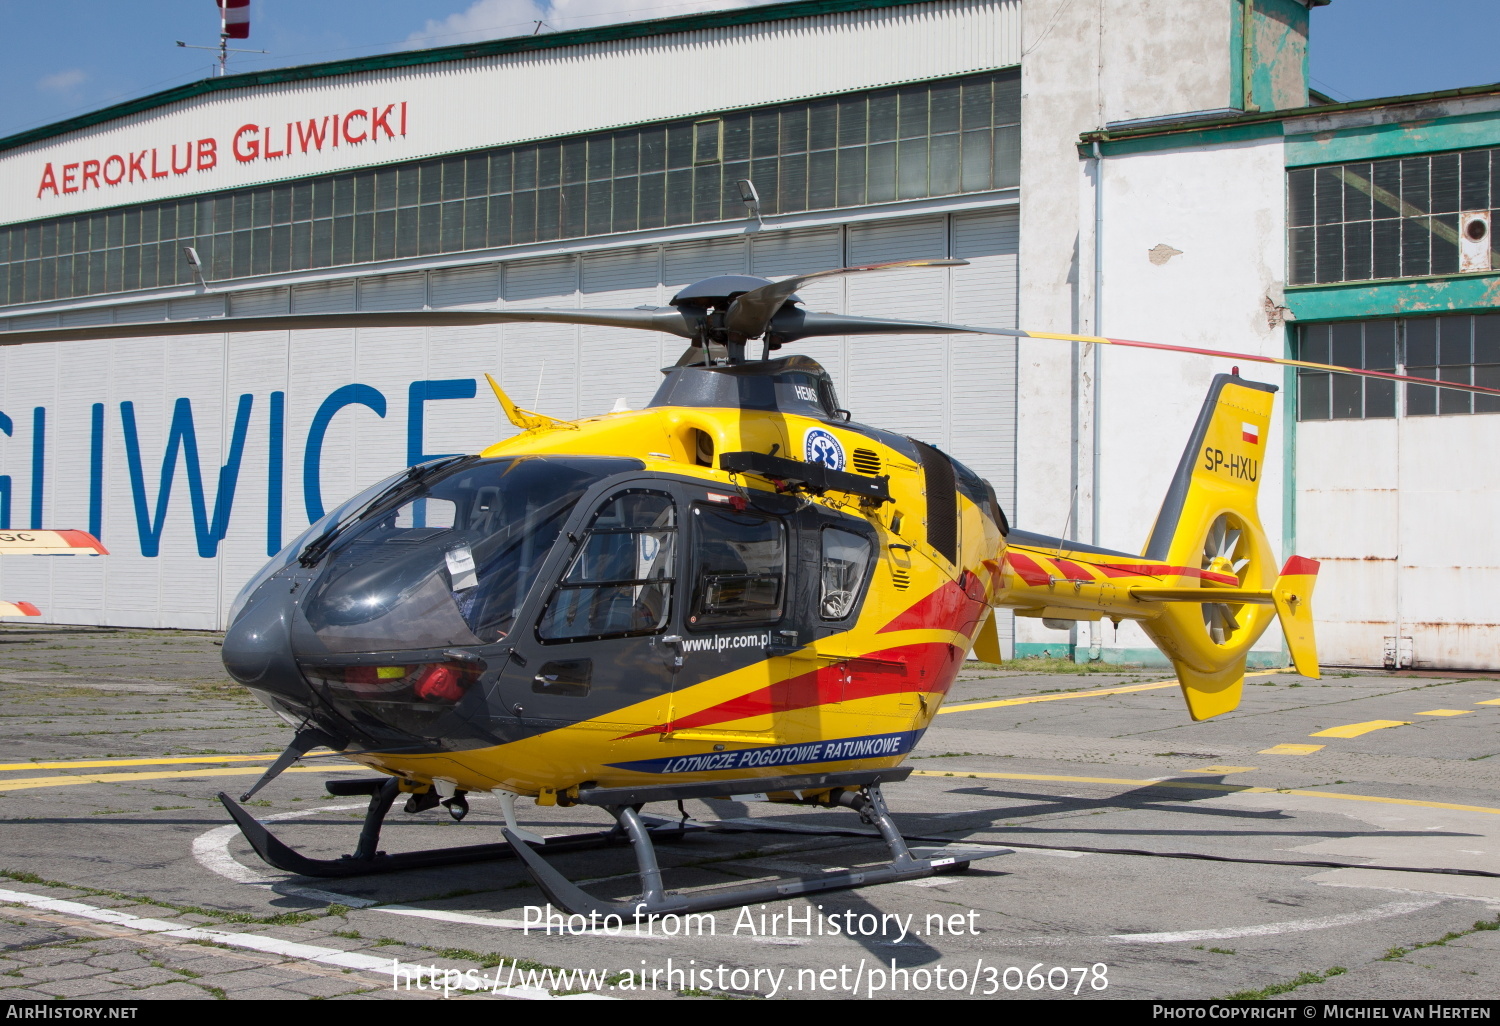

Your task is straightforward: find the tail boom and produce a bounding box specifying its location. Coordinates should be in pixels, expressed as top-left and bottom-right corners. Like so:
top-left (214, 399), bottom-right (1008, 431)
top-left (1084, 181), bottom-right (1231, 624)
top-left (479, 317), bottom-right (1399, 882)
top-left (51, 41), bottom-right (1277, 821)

top-left (990, 375), bottom-right (1320, 721)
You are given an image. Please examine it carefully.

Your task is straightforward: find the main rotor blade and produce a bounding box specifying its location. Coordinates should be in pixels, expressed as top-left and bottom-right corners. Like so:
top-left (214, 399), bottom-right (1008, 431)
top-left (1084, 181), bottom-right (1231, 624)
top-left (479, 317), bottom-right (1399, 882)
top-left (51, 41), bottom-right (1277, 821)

top-left (723, 258), bottom-right (968, 340)
top-left (769, 311), bottom-right (1500, 399)
top-left (0, 306), bottom-right (701, 347)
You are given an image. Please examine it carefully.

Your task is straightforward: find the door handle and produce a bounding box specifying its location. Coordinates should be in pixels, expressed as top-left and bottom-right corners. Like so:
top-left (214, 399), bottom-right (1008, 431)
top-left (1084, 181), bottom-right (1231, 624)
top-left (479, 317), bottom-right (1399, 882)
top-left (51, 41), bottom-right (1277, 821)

top-left (659, 634), bottom-right (684, 669)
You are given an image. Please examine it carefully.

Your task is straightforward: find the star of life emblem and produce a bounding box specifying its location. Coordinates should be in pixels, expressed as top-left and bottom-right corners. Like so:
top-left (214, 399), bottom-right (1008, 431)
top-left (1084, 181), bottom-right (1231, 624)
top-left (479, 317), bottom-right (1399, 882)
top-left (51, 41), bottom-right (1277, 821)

top-left (803, 427), bottom-right (846, 471)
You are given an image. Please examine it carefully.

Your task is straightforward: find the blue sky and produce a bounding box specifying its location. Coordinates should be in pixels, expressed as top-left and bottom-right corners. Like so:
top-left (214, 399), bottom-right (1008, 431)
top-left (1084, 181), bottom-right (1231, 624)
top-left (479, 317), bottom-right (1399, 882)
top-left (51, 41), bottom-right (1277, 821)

top-left (1, 0), bottom-right (1496, 139)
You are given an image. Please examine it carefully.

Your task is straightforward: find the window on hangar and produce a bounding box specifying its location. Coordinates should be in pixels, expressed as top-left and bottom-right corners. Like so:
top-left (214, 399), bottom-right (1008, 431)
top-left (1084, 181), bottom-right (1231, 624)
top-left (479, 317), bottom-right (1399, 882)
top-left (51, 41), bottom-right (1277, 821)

top-left (1288, 147), bottom-right (1500, 285)
top-left (0, 69), bottom-right (1019, 306)
top-left (1296, 314), bottom-right (1500, 420)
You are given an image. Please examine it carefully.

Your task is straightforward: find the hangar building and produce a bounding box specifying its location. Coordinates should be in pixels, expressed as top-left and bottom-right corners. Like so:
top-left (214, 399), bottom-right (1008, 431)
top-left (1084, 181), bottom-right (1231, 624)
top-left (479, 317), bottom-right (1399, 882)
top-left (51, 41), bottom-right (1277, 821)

top-left (4, 0), bottom-right (1488, 671)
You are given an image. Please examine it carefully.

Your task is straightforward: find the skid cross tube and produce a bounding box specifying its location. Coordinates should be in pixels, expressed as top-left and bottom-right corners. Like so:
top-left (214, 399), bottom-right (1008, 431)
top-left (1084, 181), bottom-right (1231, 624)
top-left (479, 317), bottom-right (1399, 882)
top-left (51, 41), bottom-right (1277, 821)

top-left (216, 784), bottom-right (687, 879)
top-left (504, 774), bottom-right (1010, 916)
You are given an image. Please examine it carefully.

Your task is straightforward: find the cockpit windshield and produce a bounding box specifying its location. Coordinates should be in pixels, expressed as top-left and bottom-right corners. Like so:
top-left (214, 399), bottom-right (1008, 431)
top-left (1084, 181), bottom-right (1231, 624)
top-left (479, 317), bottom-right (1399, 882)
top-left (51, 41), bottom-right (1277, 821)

top-left (297, 456), bottom-right (639, 653)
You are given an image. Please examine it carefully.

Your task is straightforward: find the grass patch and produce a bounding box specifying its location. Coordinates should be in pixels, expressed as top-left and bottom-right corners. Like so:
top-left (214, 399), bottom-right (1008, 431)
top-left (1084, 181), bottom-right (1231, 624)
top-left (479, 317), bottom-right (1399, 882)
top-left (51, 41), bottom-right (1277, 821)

top-left (1221, 966), bottom-right (1345, 1000)
top-left (0, 867), bottom-right (328, 926)
top-left (1383, 915), bottom-right (1500, 960)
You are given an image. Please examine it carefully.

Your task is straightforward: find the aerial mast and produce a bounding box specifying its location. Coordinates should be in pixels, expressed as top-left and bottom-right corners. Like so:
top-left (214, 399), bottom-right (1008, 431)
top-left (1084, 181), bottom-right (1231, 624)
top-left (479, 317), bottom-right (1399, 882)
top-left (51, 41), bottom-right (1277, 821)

top-left (176, 0), bottom-right (265, 76)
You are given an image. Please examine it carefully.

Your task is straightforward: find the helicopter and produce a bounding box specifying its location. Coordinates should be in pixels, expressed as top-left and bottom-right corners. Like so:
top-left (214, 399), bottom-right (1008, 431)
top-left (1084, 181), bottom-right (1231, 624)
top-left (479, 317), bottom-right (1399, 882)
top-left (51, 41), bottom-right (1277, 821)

top-left (5, 258), bottom-right (1495, 916)
top-left (0, 529), bottom-right (109, 618)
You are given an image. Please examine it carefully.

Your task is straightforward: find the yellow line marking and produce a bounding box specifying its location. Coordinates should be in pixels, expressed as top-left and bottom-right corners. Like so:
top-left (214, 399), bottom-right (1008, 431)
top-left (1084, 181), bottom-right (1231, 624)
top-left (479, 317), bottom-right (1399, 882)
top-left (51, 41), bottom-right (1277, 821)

top-left (908, 769), bottom-right (1500, 815)
top-left (1476, 699), bottom-right (1500, 706)
top-left (0, 754), bottom-right (308, 772)
top-left (0, 765), bottom-right (364, 792)
top-left (1416, 709), bottom-right (1472, 717)
top-left (939, 669), bottom-right (1289, 714)
top-left (1259, 744), bottom-right (1324, 755)
top-left (1310, 720), bottom-right (1412, 738)
top-left (1192, 766), bottom-right (1258, 774)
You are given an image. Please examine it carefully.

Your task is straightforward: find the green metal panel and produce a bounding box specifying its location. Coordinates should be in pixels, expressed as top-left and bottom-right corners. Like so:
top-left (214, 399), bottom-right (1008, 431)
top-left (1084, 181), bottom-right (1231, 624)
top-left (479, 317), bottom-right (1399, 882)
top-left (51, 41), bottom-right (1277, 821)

top-left (1285, 274), bottom-right (1500, 322)
top-left (1086, 120), bottom-right (1283, 159)
top-left (1229, 0), bottom-right (1246, 110)
top-left (1281, 328), bottom-right (1297, 670)
top-left (1285, 110), bottom-right (1500, 167)
top-left (1081, 84), bottom-right (1500, 155)
top-left (1245, 0), bottom-right (1310, 112)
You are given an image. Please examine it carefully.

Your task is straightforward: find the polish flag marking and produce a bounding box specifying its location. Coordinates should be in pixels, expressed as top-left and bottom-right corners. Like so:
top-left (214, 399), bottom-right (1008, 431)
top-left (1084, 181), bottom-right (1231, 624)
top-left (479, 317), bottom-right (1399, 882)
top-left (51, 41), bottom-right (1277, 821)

top-left (1241, 422), bottom-right (1259, 445)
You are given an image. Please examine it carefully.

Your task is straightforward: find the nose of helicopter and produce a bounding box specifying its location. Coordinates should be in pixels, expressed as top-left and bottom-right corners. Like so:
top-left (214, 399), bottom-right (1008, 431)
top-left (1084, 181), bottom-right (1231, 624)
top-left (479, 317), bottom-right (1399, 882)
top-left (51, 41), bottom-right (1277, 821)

top-left (221, 568), bottom-right (326, 727)
top-left (220, 453), bottom-right (640, 747)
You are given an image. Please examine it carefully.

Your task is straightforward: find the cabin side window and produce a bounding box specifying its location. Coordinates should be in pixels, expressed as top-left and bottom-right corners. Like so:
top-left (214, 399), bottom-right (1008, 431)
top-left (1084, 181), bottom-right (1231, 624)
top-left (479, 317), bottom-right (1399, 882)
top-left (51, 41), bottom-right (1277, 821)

top-left (537, 491), bottom-right (676, 641)
top-left (688, 504), bottom-right (785, 629)
top-left (819, 527), bottom-right (874, 620)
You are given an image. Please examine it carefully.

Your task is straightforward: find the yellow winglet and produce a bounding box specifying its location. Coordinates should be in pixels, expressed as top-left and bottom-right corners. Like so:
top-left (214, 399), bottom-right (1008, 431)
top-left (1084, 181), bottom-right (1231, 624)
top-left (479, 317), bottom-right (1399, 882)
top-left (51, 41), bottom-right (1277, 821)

top-left (484, 373), bottom-right (571, 432)
top-left (1273, 556), bottom-right (1321, 679)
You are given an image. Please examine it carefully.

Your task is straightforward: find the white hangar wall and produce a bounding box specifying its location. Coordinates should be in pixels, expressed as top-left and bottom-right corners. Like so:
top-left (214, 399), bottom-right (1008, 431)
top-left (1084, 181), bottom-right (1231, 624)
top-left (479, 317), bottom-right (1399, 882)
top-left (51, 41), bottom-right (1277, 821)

top-left (1018, 134), bottom-right (1295, 665)
top-left (1010, 0), bottom-right (1290, 662)
top-left (0, 208), bottom-right (1018, 630)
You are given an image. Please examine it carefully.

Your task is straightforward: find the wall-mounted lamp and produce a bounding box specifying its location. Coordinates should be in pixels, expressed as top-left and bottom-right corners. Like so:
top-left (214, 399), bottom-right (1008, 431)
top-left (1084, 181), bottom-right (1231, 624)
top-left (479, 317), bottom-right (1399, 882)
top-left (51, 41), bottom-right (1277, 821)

top-left (736, 179), bottom-right (763, 229)
top-left (182, 246), bottom-right (210, 290)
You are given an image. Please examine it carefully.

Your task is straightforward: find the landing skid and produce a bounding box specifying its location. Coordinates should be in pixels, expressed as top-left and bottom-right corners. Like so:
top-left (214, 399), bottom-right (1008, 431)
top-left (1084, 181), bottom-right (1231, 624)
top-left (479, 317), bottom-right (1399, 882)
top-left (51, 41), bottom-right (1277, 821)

top-left (505, 768), bottom-right (1011, 915)
top-left (216, 778), bottom-right (684, 879)
top-left (217, 768), bottom-right (1009, 907)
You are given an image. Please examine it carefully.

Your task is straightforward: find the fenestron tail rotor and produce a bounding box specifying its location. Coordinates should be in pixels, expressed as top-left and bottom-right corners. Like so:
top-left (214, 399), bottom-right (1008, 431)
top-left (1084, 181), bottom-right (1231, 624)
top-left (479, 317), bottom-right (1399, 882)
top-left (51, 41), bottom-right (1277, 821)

top-left (2, 257), bottom-right (1497, 399)
top-left (1201, 513), bottom-right (1251, 647)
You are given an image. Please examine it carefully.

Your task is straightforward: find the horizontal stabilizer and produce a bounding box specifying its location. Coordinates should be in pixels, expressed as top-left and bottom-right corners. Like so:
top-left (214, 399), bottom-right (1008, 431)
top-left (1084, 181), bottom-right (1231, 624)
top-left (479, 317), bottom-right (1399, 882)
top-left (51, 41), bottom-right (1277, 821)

top-left (0, 601), bottom-right (41, 617)
top-left (1130, 587), bottom-right (1275, 604)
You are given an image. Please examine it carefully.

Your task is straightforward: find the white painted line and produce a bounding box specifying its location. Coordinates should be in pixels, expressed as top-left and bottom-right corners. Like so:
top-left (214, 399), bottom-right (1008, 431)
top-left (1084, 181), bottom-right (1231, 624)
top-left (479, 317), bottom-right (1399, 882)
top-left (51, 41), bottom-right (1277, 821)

top-left (1108, 898), bottom-right (1441, 943)
top-left (375, 905), bottom-right (529, 929)
top-left (0, 886), bottom-right (608, 1000)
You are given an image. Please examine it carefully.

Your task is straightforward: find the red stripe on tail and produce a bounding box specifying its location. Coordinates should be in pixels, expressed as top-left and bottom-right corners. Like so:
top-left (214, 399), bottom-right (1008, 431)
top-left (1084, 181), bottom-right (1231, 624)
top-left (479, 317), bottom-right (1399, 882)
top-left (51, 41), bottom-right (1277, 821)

top-left (1281, 555), bottom-right (1320, 576)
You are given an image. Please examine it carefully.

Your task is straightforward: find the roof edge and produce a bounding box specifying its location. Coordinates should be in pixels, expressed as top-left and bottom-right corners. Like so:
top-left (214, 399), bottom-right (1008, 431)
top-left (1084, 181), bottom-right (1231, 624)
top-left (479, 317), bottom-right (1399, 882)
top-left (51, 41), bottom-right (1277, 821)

top-left (1079, 80), bottom-right (1500, 147)
top-left (0, 0), bottom-right (950, 156)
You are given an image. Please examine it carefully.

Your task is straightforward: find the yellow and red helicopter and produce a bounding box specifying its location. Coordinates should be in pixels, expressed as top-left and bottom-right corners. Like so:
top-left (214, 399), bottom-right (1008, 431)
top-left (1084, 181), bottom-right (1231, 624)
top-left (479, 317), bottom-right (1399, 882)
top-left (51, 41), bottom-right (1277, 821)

top-left (0, 529), bottom-right (109, 618)
top-left (6, 259), bottom-right (1493, 914)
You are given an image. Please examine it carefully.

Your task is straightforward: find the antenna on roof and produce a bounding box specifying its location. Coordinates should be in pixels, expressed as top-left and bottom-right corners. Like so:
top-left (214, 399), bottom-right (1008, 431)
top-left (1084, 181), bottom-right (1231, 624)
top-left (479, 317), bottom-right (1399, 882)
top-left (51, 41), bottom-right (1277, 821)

top-left (176, 1), bottom-right (266, 76)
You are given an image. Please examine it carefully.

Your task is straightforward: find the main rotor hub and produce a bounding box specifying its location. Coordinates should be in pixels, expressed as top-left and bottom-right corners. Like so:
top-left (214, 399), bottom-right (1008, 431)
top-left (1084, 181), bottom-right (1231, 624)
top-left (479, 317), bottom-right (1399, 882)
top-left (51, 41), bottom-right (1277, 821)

top-left (669, 275), bottom-right (800, 310)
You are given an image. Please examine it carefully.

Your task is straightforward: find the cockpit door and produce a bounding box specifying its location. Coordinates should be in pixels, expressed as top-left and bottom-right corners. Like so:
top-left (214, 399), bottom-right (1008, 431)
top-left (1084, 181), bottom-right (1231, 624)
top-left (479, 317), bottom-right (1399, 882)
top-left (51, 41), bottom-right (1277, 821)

top-left (497, 488), bottom-right (681, 734)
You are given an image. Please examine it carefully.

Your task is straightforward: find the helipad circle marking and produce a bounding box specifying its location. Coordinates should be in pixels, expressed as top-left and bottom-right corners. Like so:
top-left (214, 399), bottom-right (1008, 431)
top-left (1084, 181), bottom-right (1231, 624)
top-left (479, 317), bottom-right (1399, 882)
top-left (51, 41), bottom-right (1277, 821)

top-left (1108, 898), bottom-right (1441, 943)
top-left (192, 802), bottom-right (375, 906)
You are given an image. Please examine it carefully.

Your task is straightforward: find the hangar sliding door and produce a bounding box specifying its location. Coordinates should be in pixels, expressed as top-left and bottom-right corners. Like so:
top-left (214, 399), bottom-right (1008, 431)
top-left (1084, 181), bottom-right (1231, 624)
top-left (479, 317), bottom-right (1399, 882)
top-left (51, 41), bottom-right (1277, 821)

top-left (1295, 315), bottom-right (1500, 669)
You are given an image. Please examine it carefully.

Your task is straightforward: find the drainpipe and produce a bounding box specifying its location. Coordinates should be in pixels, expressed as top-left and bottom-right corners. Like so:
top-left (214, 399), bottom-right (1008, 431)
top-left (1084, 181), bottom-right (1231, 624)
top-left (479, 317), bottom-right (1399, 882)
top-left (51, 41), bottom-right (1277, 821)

top-left (1088, 140), bottom-right (1105, 663)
